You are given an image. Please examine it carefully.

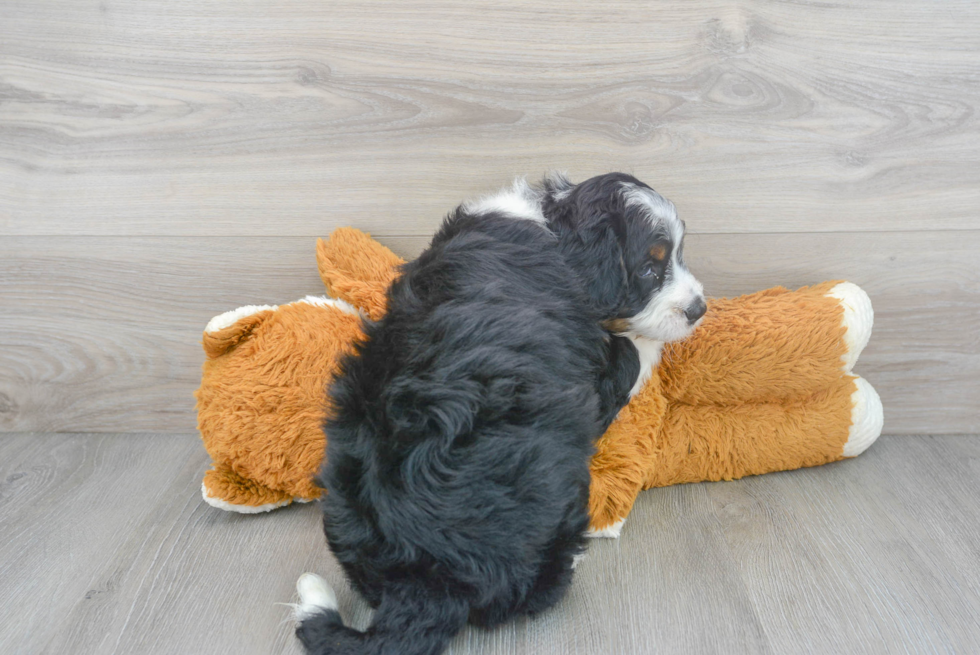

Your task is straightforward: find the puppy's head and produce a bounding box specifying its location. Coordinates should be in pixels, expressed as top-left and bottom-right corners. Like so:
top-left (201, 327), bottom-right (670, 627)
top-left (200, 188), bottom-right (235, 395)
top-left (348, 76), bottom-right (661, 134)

top-left (543, 172), bottom-right (706, 343)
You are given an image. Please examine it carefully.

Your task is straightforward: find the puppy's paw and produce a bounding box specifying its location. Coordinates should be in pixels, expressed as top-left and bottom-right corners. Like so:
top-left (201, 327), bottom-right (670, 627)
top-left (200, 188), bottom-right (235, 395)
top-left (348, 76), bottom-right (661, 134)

top-left (295, 573), bottom-right (338, 620)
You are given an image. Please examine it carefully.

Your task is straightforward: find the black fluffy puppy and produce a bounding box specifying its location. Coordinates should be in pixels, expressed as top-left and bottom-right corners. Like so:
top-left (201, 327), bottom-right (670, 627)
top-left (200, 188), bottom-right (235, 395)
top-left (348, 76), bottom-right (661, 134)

top-left (293, 173), bottom-right (705, 655)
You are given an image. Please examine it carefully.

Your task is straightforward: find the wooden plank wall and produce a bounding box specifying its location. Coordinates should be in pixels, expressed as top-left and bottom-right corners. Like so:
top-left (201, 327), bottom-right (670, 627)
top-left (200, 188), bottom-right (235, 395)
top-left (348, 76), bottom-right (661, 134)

top-left (1, 1), bottom-right (977, 434)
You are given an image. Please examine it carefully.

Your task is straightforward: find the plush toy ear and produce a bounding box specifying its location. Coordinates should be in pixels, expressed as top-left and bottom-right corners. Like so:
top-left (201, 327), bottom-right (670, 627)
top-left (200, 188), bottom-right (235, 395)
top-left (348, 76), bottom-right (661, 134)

top-left (316, 228), bottom-right (405, 320)
top-left (201, 305), bottom-right (277, 359)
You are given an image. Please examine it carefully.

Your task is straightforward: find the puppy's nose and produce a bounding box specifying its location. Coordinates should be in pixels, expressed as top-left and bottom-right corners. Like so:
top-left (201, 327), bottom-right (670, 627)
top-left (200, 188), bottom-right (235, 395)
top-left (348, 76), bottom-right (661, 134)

top-left (684, 297), bottom-right (707, 324)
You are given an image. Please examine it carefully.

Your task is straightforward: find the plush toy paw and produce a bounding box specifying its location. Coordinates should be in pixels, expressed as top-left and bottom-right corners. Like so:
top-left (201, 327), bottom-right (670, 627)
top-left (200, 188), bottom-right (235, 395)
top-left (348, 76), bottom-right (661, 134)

top-left (586, 518), bottom-right (627, 539)
top-left (586, 379), bottom-right (667, 539)
top-left (827, 282), bottom-right (874, 373)
top-left (201, 467), bottom-right (297, 513)
top-left (843, 376), bottom-right (883, 457)
top-left (828, 283), bottom-right (882, 456)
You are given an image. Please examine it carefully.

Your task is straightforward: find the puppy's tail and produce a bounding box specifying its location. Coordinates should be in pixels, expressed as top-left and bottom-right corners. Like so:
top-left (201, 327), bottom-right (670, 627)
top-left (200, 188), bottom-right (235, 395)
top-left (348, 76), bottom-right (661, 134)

top-left (294, 573), bottom-right (469, 655)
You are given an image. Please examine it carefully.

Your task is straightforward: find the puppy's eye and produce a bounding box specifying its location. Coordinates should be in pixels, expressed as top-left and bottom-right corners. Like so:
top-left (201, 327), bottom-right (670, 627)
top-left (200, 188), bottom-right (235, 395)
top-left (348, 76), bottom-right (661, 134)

top-left (639, 263), bottom-right (659, 279)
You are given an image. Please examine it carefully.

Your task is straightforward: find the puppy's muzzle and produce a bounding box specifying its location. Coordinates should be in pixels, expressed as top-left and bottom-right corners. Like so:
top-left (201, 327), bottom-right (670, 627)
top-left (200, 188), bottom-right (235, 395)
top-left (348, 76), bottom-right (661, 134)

top-left (683, 297), bottom-right (707, 325)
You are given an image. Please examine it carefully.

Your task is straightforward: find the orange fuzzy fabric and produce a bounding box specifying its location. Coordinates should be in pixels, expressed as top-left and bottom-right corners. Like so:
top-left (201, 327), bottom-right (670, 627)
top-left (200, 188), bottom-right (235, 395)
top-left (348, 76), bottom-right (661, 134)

top-left (588, 374), bottom-right (855, 529)
top-left (197, 301), bottom-right (364, 506)
top-left (316, 227), bottom-right (404, 320)
top-left (588, 284), bottom-right (855, 529)
top-left (659, 282), bottom-right (849, 405)
top-left (197, 229), bottom-right (861, 532)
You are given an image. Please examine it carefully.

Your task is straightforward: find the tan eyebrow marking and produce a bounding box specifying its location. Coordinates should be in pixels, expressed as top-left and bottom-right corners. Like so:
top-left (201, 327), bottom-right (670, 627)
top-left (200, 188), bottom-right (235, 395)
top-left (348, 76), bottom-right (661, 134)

top-left (650, 244), bottom-right (667, 261)
top-left (601, 318), bottom-right (630, 333)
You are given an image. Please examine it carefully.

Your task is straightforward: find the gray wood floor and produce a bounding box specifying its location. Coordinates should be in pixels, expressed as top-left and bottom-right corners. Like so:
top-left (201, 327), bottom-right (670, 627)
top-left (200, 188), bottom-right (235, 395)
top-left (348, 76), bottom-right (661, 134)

top-left (2, 434), bottom-right (978, 654)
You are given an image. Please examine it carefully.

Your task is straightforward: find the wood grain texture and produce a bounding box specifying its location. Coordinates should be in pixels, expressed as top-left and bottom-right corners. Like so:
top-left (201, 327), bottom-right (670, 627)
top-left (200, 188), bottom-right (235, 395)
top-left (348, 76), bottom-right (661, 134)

top-left (0, 433), bottom-right (324, 655)
top-left (1, 0), bottom-right (978, 236)
top-left (711, 435), bottom-right (980, 654)
top-left (2, 230), bottom-right (976, 434)
top-left (1, 433), bottom-right (979, 654)
top-left (2, 0), bottom-right (977, 435)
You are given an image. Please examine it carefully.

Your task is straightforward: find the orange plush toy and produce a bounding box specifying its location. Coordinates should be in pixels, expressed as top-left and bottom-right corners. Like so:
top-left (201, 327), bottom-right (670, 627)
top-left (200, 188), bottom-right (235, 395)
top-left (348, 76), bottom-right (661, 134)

top-left (196, 228), bottom-right (882, 535)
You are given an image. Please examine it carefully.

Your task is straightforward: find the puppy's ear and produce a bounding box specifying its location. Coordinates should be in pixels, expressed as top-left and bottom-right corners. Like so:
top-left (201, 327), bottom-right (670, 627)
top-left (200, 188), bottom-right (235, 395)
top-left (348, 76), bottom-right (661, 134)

top-left (558, 214), bottom-right (628, 317)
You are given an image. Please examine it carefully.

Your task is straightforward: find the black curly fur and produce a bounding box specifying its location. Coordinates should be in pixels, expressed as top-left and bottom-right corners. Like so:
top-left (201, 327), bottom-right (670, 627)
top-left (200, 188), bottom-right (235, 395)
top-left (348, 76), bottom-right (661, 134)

top-left (298, 173), bottom-right (679, 655)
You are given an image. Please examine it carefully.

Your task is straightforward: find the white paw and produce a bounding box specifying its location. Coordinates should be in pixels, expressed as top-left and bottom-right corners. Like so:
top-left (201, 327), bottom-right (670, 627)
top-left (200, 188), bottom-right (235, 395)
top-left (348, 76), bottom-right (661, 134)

top-left (843, 377), bottom-right (884, 457)
top-left (826, 282), bottom-right (874, 373)
top-left (295, 573), bottom-right (338, 619)
top-left (585, 518), bottom-right (625, 539)
top-left (204, 304), bottom-right (277, 333)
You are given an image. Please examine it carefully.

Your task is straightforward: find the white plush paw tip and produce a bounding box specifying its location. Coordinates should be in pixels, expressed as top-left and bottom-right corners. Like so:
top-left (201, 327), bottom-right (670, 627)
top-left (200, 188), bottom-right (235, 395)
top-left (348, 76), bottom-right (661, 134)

top-left (199, 481), bottom-right (292, 514)
top-left (586, 518), bottom-right (625, 539)
top-left (843, 377), bottom-right (884, 457)
top-left (827, 282), bottom-right (874, 373)
top-left (296, 573), bottom-right (338, 618)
